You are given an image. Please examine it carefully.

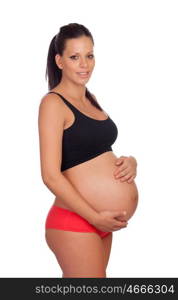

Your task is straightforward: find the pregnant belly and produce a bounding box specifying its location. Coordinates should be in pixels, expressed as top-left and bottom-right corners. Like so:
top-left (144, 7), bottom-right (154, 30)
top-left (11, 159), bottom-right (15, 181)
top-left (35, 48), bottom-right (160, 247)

top-left (57, 151), bottom-right (139, 221)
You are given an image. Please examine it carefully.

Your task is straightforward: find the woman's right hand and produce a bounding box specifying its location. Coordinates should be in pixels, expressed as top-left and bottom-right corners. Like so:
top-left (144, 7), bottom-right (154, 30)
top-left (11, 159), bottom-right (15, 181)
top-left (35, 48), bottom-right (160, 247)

top-left (92, 210), bottom-right (128, 232)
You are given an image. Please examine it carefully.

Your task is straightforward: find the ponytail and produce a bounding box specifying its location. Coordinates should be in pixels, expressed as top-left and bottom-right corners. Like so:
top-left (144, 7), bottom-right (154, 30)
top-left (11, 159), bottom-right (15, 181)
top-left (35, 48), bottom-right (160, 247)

top-left (45, 35), bottom-right (62, 90)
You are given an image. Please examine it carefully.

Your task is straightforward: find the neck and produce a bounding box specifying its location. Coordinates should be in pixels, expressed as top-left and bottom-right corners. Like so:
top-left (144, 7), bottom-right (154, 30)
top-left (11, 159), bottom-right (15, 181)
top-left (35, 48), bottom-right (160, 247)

top-left (55, 79), bottom-right (87, 104)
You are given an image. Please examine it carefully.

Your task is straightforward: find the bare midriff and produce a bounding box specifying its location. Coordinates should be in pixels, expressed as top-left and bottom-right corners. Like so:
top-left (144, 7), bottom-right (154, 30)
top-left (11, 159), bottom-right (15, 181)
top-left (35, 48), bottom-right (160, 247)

top-left (53, 151), bottom-right (139, 221)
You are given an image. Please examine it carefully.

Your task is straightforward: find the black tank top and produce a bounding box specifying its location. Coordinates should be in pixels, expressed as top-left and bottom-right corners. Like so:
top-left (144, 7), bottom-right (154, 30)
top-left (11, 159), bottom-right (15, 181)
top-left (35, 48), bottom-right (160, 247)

top-left (47, 92), bottom-right (118, 171)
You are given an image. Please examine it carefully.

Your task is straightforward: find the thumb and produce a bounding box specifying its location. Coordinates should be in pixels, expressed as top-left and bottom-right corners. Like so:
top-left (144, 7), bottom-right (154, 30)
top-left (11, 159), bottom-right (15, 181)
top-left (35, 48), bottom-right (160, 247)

top-left (112, 210), bottom-right (127, 217)
top-left (116, 157), bottom-right (124, 165)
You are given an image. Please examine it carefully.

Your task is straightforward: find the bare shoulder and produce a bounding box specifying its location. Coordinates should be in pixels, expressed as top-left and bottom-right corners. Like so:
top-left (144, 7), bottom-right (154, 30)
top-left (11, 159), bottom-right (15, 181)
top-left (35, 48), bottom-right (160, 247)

top-left (38, 93), bottom-right (66, 180)
top-left (38, 92), bottom-right (68, 122)
top-left (39, 92), bottom-right (66, 110)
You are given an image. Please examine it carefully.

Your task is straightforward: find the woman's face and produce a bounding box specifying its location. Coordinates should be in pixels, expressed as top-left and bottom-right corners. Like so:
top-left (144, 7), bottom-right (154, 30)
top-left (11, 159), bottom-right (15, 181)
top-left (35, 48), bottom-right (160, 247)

top-left (55, 36), bottom-right (95, 85)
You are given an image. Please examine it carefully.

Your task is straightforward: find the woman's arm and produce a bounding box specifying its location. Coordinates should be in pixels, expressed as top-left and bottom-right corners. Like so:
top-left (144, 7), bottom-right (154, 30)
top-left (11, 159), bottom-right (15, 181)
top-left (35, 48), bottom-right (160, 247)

top-left (38, 93), bottom-right (99, 224)
top-left (43, 174), bottom-right (99, 225)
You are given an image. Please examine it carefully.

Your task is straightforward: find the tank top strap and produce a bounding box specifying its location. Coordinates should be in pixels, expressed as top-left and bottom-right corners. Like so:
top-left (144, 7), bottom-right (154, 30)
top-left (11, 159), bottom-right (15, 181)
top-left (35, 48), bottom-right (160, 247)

top-left (47, 91), bottom-right (81, 116)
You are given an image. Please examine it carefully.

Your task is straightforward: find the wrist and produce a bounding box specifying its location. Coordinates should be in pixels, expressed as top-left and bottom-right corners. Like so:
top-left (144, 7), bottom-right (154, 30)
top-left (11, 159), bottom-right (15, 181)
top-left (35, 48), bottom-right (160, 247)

top-left (88, 211), bottom-right (100, 226)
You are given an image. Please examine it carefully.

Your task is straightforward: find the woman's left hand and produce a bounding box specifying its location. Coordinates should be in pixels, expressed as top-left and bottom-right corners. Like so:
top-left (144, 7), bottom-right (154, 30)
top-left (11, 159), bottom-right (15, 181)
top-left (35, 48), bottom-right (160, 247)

top-left (113, 156), bottom-right (137, 183)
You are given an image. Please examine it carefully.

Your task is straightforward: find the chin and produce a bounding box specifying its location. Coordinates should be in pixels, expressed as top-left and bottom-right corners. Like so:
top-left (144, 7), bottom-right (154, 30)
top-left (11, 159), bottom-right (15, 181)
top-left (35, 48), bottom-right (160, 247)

top-left (76, 79), bottom-right (90, 86)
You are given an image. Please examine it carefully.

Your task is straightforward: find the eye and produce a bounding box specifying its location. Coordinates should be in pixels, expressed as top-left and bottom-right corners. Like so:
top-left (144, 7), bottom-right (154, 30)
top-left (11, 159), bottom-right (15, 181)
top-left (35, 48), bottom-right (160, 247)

top-left (70, 55), bottom-right (78, 60)
top-left (70, 54), bottom-right (94, 60)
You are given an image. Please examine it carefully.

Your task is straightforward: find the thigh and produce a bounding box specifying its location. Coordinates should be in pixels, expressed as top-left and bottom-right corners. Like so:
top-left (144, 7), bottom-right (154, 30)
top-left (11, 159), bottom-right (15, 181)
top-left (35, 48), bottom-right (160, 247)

top-left (45, 229), bottom-right (106, 278)
top-left (102, 233), bottom-right (113, 271)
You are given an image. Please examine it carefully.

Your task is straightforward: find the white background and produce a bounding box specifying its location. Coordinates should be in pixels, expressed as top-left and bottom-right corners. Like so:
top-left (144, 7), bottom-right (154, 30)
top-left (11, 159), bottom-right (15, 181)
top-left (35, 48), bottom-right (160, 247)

top-left (0, 0), bottom-right (177, 277)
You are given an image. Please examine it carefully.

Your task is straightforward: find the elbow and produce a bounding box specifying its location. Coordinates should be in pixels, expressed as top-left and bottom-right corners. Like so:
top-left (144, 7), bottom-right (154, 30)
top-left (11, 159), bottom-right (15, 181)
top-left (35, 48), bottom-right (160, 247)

top-left (42, 173), bottom-right (63, 185)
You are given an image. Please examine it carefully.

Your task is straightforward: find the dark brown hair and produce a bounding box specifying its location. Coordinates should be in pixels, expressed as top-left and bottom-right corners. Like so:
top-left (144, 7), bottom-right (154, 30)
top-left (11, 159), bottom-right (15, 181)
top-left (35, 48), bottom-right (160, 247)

top-left (45, 23), bottom-right (103, 111)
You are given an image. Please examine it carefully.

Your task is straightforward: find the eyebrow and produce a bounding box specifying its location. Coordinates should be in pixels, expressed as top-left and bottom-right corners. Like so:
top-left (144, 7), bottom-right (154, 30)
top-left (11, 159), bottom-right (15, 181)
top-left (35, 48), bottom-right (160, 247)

top-left (70, 51), bottom-right (94, 55)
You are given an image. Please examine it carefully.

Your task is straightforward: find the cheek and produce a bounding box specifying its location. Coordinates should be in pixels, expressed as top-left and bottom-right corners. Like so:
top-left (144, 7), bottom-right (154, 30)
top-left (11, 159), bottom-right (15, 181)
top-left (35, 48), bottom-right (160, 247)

top-left (66, 62), bottom-right (76, 71)
top-left (63, 63), bottom-right (77, 76)
top-left (90, 60), bottom-right (95, 69)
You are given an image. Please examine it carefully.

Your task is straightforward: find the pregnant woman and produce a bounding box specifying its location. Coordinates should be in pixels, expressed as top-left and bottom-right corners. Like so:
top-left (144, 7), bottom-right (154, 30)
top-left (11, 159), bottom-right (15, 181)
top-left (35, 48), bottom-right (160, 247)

top-left (38, 23), bottom-right (139, 278)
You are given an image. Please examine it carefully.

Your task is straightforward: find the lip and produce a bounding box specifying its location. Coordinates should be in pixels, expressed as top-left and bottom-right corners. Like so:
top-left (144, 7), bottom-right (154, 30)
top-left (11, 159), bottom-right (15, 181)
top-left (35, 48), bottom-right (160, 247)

top-left (76, 72), bottom-right (90, 78)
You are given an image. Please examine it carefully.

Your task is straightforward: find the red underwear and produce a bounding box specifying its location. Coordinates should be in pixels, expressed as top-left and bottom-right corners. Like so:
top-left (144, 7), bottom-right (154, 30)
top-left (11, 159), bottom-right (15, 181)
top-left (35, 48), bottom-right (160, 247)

top-left (45, 205), bottom-right (111, 239)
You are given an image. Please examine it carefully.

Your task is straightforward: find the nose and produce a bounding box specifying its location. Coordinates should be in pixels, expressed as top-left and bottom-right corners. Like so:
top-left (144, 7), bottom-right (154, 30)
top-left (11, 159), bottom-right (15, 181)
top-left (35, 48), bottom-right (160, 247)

top-left (79, 58), bottom-right (88, 68)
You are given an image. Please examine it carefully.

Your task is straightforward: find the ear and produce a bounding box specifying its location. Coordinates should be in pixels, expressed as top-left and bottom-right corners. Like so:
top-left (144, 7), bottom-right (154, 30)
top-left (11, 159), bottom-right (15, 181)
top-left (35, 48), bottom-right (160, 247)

top-left (55, 54), bottom-right (63, 69)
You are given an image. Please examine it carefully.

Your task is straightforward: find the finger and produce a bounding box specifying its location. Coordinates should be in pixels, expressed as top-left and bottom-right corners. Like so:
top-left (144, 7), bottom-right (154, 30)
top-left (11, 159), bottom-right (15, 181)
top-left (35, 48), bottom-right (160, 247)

top-left (127, 178), bottom-right (133, 183)
top-left (115, 161), bottom-right (123, 166)
top-left (113, 166), bottom-right (123, 175)
top-left (127, 175), bottom-right (135, 183)
top-left (118, 172), bottom-right (129, 179)
top-left (113, 224), bottom-right (127, 231)
top-left (120, 173), bottom-right (133, 181)
top-left (121, 172), bottom-right (136, 182)
top-left (115, 220), bottom-right (128, 226)
top-left (115, 172), bottom-right (128, 179)
top-left (113, 169), bottom-right (120, 176)
top-left (115, 157), bottom-right (125, 165)
top-left (115, 174), bottom-right (129, 182)
top-left (115, 167), bottom-right (129, 177)
top-left (114, 215), bottom-right (127, 221)
top-left (117, 166), bottom-right (128, 173)
top-left (113, 211), bottom-right (127, 218)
